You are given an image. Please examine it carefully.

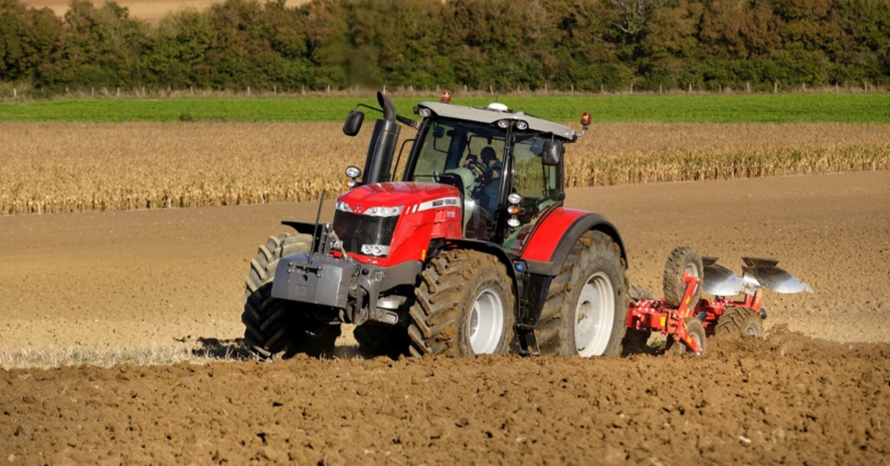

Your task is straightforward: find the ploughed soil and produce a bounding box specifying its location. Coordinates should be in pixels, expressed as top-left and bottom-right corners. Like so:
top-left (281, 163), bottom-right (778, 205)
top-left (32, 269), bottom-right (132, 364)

top-left (2, 171), bottom-right (890, 464)
top-left (3, 330), bottom-right (889, 465)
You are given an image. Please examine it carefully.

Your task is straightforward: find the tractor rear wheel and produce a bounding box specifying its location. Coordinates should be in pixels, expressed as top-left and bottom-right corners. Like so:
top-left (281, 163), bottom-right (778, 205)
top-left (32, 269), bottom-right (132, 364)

top-left (537, 231), bottom-right (628, 357)
top-left (663, 247), bottom-right (703, 309)
top-left (407, 250), bottom-right (515, 357)
top-left (241, 233), bottom-right (341, 359)
top-left (714, 307), bottom-right (764, 338)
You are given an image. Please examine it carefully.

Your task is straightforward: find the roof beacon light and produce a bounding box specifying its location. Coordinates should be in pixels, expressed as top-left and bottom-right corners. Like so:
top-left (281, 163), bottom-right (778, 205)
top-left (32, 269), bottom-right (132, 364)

top-left (578, 111), bottom-right (592, 138)
top-left (487, 103), bottom-right (509, 112)
top-left (440, 90), bottom-right (452, 104)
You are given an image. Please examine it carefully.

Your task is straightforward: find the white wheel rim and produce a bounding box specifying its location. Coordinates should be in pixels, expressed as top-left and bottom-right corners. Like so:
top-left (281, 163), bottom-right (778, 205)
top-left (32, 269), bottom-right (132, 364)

top-left (467, 289), bottom-right (505, 354)
top-left (574, 272), bottom-right (615, 357)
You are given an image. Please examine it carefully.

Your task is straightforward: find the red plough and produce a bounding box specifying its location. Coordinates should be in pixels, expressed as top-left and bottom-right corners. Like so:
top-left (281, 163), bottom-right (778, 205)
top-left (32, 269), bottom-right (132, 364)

top-left (625, 248), bottom-right (813, 355)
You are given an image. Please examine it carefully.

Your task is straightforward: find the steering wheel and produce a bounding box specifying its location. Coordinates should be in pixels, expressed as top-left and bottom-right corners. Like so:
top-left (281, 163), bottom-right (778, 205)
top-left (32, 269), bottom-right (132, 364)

top-left (465, 160), bottom-right (488, 183)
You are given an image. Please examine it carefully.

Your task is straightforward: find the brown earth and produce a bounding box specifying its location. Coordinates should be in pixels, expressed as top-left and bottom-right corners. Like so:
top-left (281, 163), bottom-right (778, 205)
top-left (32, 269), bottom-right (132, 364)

top-left (2, 332), bottom-right (889, 465)
top-left (1, 171), bottom-right (890, 464)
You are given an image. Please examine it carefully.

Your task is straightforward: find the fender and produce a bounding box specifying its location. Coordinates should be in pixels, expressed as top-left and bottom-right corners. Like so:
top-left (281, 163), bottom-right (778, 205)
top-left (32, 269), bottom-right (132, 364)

top-left (521, 208), bottom-right (627, 276)
top-left (445, 238), bottom-right (519, 289)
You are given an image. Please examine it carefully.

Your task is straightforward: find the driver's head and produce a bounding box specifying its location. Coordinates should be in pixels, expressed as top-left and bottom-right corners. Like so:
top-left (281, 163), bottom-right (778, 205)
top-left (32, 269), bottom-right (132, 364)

top-left (481, 147), bottom-right (497, 165)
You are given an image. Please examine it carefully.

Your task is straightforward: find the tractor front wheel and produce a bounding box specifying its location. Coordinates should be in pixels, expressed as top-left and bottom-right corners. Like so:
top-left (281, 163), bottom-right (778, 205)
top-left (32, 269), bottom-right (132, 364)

top-left (407, 250), bottom-right (515, 357)
top-left (537, 231), bottom-right (628, 357)
top-left (241, 233), bottom-right (341, 359)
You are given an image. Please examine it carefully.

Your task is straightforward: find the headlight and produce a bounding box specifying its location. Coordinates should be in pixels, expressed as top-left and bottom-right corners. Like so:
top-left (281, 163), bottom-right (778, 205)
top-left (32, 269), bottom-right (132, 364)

top-left (335, 200), bottom-right (352, 213)
top-left (365, 205), bottom-right (402, 217)
top-left (507, 193), bottom-right (523, 205)
top-left (419, 108), bottom-right (432, 117)
top-left (497, 119), bottom-right (511, 129)
top-left (515, 120), bottom-right (528, 131)
top-left (345, 166), bottom-right (361, 179)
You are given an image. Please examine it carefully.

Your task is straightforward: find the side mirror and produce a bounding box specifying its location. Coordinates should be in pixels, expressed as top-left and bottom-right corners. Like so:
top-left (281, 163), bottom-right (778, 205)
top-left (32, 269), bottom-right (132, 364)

top-left (541, 139), bottom-right (563, 166)
top-left (343, 110), bottom-right (364, 136)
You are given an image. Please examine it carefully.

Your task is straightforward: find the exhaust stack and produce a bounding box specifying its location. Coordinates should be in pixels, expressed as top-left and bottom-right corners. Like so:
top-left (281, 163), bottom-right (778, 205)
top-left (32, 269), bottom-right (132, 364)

top-left (362, 91), bottom-right (400, 185)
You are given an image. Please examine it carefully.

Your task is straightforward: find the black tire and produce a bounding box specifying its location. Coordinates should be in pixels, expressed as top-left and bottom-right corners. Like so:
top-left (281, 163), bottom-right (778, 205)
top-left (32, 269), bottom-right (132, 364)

top-left (407, 250), bottom-right (515, 357)
top-left (241, 233), bottom-right (341, 359)
top-left (666, 317), bottom-right (706, 356)
top-left (663, 247), bottom-right (703, 309)
top-left (714, 306), bottom-right (764, 338)
top-left (353, 322), bottom-right (409, 359)
top-left (537, 231), bottom-right (628, 357)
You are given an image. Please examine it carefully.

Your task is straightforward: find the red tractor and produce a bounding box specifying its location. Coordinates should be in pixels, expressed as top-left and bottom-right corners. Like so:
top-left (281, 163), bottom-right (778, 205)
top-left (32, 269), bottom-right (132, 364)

top-left (624, 247), bottom-right (813, 355)
top-left (241, 92), bottom-right (629, 358)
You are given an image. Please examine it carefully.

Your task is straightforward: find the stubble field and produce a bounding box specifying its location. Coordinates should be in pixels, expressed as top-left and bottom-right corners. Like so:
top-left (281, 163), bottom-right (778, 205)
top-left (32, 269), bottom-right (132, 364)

top-left (1, 112), bottom-right (889, 464)
top-left (2, 121), bottom-right (888, 214)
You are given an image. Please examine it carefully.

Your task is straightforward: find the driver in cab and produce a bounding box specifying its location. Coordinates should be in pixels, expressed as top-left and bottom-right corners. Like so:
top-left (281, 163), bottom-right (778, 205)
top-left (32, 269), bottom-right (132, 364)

top-left (475, 147), bottom-right (501, 212)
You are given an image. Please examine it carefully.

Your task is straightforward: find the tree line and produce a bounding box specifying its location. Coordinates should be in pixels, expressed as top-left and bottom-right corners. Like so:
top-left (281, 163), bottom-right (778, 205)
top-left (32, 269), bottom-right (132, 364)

top-left (1, 0), bottom-right (889, 95)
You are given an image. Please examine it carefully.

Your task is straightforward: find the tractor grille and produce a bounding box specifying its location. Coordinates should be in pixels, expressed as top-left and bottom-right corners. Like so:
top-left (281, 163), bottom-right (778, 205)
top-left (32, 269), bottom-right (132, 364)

top-left (333, 211), bottom-right (399, 255)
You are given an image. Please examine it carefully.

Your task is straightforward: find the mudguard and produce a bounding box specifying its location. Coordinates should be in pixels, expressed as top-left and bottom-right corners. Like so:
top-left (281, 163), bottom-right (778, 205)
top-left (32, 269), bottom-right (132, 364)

top-left (521, 208), bottom-right (626, 276)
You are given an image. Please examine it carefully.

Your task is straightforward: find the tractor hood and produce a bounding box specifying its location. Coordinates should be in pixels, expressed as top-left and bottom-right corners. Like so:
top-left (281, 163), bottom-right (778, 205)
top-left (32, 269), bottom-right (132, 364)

top-left (337, 182), bottom-right (461, 215)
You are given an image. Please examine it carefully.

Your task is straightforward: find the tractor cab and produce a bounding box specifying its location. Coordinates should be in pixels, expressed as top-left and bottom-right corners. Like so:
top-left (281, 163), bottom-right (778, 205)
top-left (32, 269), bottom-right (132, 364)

top-left (404, 102), bottom-right (574, 249)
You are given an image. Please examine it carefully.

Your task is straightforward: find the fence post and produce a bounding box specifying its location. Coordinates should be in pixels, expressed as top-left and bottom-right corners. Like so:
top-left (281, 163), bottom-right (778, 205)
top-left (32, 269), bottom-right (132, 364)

top-left (747, 82), bottom-right (750, 93)
top-left (688, 83), bottom-right (692, 93)
top-left (383, 85), bottom-right (386, 95)
top-left (571, 84), bottom-right (574, 95)
top-left (774, 82), bottom-right (778, 93)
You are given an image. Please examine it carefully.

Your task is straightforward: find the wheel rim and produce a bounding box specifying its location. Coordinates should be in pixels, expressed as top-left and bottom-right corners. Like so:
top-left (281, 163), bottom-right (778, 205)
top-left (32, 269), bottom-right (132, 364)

top-left (574, 272), bottom-right (615, 357)
top-left (467, 288), bottom-right (505, 354)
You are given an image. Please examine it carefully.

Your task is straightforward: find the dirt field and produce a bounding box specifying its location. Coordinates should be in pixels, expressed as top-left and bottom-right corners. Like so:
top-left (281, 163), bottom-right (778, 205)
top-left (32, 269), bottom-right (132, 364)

top-left (2, 171), bottom-right (890, 464)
